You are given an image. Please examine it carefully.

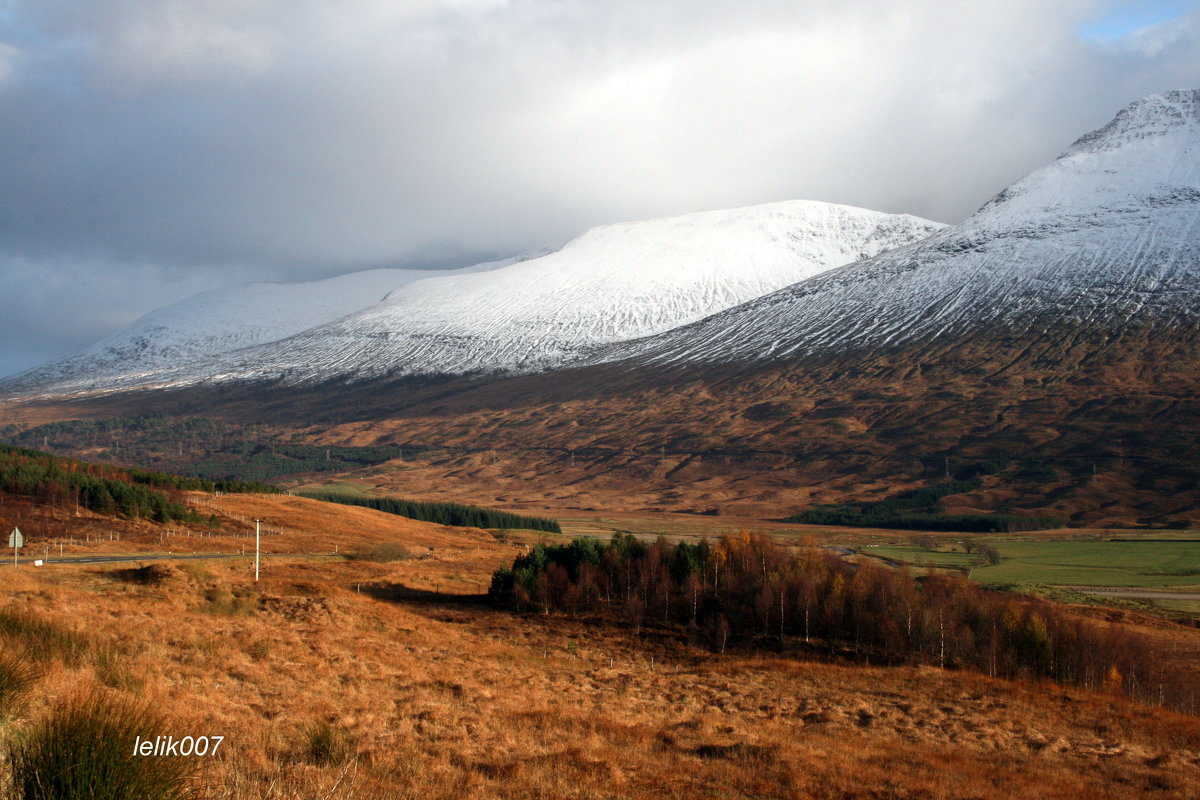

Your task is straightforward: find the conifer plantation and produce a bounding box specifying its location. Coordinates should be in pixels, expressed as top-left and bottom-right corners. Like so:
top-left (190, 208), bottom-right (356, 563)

top-left (0, 444), bottom-right (274, 525)
top-left (301, 491), bottom-right (561, 532)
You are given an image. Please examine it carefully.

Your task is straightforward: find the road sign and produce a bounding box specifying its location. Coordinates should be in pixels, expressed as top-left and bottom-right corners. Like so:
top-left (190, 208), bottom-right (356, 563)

top-left (8, 528), bottom-right (22, 548)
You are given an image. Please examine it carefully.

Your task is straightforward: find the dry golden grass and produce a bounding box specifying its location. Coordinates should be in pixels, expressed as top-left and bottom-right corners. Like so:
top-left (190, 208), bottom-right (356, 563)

top-left (2, 494), bottom-right (1199, 799)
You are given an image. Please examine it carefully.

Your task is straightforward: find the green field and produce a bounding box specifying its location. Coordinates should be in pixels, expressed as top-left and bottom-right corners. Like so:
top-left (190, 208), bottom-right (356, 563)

top-left (291, 480), bottom-right (374, 497)
top-left (971, 540), bottom-right (1200, 588)
top-left (1146, 596), bottom-right (1200, 615)
top-left (859, 544), bottom-right (979, 570)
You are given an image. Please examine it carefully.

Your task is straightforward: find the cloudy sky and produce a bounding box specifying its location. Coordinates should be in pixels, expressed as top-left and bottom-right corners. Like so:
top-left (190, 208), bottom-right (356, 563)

top-left (1, 0), bottom-right (1198, 378)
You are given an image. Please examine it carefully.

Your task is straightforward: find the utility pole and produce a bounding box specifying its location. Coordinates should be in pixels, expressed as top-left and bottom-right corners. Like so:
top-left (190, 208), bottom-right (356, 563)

top-left (255, 519), bottom-right (261, 582)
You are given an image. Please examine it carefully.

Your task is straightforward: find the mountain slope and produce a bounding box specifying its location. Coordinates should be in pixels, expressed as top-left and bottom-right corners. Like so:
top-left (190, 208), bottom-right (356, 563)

top-left (3, 201), bottom-right (940, 396)
top-left (6, 93), bottom-right (1196, 526)
top-left (0, 261), bottom-right (512, 397)
top-left (179, 201), bottom-right (941, 385)
top-left (230, 90), bottom-right (1198, 524)
top-left (596, 90), bottom-right (1200, 369)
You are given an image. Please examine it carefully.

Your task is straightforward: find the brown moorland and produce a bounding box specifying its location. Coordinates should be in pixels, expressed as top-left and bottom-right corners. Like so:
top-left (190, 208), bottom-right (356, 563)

top-left (2, 493), bottom-right (1200, 799)
top-left (4, 313), bottom-right (1196, 526)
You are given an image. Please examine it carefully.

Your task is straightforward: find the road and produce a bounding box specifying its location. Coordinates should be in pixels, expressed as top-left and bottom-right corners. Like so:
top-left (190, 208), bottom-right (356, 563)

top-left (1, 553), bottom-right (337, 567)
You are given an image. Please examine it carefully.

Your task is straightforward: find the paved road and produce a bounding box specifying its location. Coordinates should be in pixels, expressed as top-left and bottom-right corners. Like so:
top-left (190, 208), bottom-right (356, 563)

top-left (1, 553), bottom-right (337, 567)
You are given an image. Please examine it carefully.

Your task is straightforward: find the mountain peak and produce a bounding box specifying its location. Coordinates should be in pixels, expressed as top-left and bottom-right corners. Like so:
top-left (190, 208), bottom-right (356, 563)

top-left (975, 89), bottom-right (1199, 219)
top-left (1065, 89), bottom-right (1200, 156)
top-left (596, 90), bottom-right (1200, 370)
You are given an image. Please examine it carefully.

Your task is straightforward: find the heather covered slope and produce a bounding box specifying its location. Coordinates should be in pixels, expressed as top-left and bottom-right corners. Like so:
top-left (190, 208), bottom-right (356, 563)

top-left (261, 87), bottom-right (1200, 521)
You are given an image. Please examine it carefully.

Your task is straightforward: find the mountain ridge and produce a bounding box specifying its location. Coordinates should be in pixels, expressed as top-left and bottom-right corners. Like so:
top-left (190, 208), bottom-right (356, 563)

top-left (586, 89), bottom-right (1200, 370)
top-left (0, 200), bottom-right (944, 398)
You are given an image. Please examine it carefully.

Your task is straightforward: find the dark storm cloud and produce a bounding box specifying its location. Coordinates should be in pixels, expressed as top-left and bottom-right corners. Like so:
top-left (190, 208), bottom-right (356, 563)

top-left (1, 0), bottom-right (1198, 376)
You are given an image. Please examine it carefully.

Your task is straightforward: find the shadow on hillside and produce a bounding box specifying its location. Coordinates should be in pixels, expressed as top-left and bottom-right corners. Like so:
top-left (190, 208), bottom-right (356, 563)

top-left (360, 581), bottom-right (492, 609)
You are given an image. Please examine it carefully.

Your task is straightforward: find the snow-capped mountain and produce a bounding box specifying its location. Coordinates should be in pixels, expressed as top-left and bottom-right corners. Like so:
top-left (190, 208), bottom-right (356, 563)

top-left (205, 201), bottom-right (941, 384)
top-left (2, 201), bottom-right (942, 395)
top-left (596, 90), bottom-right (1200, 369)
top-left (0, 261), bottom-right (513, 396)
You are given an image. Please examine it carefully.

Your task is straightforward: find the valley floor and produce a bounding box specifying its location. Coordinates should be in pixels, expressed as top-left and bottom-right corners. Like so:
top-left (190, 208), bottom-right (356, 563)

top-left (2, 495), bottom-right (1199, 799)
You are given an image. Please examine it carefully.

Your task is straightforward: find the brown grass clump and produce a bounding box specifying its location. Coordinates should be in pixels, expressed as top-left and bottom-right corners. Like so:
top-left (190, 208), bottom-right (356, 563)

top-left (0, 495), bottom-right (1197, 798)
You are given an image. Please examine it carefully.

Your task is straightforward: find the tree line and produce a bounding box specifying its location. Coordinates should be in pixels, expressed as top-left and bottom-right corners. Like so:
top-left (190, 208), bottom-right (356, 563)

top-left (490, 531), bottom-right (1193, 713)
top-left (786, 478), bottom-right (1063, 532)
top-left (301, 491), bottom-right (562, 533)
top-left (0, 444), bottom-right (271, 524)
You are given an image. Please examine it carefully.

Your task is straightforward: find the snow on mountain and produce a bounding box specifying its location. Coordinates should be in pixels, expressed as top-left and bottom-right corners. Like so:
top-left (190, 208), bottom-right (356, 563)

top-left (6, 200), bottom-right (940, 394)
top-left (1, 260), bottom-right (513, 396)
top-left (597, 90), bottom-right (1200, 368)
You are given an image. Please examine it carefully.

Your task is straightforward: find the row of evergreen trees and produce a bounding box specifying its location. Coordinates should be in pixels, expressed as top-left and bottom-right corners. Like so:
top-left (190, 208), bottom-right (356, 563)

top-left (490, 532), bottom-right (1193, 713)
top-left (123, 466), bottom-right (276, 495)
top-left (302, 491), bottom-right (561, 532)
top-left (190, 445), bottom-right (408, 483)
top-left (787, 479), bottom-right (1062, 531)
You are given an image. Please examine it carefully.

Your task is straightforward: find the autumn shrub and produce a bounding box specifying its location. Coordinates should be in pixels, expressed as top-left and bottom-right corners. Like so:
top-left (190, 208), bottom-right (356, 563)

top-left (493, 531), bottom-right (1196, 713)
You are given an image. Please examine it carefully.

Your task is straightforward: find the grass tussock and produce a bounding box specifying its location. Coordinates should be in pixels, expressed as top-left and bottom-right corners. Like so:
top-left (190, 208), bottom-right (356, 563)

top-left (93, 641), bottom-right (144, 693)
top-left (0, 608), bottom-right (90, 667)
top-left (301, 720), bottom-right (354, 767)
top-left (0, 649), bottom-right (37, 716)
top-left (200, 587), bottom-right (258, 616)
top-left (6, 691), bottom-right (197, 800)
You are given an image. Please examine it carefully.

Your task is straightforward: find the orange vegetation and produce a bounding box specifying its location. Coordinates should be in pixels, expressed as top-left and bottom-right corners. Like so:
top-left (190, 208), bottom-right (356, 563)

top-left (1, 494), bottom-right (1199, 799)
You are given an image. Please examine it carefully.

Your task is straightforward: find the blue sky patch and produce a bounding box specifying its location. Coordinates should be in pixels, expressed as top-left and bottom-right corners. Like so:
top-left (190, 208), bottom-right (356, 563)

top-left (1081, 0), bottom-right (1197, 41)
